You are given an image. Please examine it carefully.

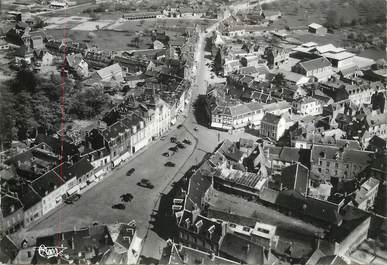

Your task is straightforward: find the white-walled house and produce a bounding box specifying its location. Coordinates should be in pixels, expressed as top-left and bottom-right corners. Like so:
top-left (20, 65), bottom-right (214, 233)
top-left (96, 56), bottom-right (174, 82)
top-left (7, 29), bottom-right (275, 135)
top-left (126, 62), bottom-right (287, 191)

top-left (260, 113), bottom-right (287, 141)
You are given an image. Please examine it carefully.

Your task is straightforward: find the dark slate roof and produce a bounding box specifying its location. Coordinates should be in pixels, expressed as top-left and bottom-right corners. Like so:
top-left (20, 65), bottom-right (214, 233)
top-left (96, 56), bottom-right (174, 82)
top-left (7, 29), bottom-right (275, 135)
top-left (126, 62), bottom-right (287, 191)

top-left (31, 171), bottom-right (65, 197)
top-left (54, 158), bottom-right (94, 181)
top-left (220, 233), bottom-right (265, 264)
top-left (35, 134), bottom-right (79, 157)
top-left (17, 184), bottom-right (41, 210)
top-left (115, 222), bottom-right (136, 249)
top-left (280, 163), bottom-right (309, 194)
top-left (179, 210), bottom-right (224, 244)
top-left (185, 171), bottom-right (212, 211)
top-left (261, 112), bottom-right (281, 125)
top-left (0, 236), bottom-right (18, 264)
top-left (101, 121), bottom-right (127, 141)
top-left (1, 194), bottom-right (23, 218)
top-left (275, 190), bottom-right (342, 226)
top-left (217, 139), bottom-right (244, 162)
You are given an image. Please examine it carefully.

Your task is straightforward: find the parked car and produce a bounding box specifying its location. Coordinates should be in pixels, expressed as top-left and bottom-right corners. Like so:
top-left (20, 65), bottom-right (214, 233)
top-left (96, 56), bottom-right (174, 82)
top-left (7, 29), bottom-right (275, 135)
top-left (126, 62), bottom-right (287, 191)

top-left (137, 178), bottom-right (154, 189)
top-left (170, 137), bottom-right (177, 143)
top-left (194, 127), bottom-right (198, 132)
top-left (162, 152), bottom-right (170, 157)
top-left (165, 162), bottom-right (176, 167)
top-left (183, 138), bottom-right (192, 145)
top-left (160, 136), bottom-right (166, 141)
top-left (126, 168), bottom-right (135, 176)
top-left (177, 142), bottom-right (185, 149)
top-left (169, 146), bottom-right (178, 152)
top-left (64, 193), bottom-right (81, 204)
top-left (112, 203), bottom-right (125, 210)
top-left (177, 124), bottom-right (183, 129)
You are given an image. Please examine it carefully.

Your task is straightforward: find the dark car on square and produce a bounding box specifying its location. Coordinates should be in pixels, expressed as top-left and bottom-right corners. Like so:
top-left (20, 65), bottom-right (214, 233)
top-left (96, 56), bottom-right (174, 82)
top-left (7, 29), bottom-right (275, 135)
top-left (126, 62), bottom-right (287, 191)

top-left (126, 168), bottom-right (135, 176)
top-left (165, 162), bottom-right (176, 167)
top-left (170, 137), bottom-right (177, 143)
top-left (137, 178), bottom-right (154, 189)
top-left (64, 193), bottom-right (81, 204)
top-left (112, 203), bottom-right (126, 210)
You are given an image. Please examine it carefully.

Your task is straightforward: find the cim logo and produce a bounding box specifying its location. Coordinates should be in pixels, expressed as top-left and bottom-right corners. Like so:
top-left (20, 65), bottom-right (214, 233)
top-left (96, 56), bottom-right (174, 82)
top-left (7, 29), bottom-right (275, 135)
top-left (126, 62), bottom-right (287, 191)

top-left (37, 245), bottom-right (69, 260)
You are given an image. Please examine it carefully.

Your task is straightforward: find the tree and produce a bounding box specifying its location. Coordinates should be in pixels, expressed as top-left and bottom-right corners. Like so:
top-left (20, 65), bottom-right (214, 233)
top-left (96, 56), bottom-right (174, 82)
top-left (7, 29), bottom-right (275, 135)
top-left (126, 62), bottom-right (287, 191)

top-left (10, 69), bottom-right (39, 94)
top-left (272, 73), bottom-right (286, 87)
top-left (71, 86), bottom-right (109, 119)
top-left (325, 10), bottom-right (340, 28)
top-left (0, 85), bottom-right (16, 149)
top-left (213, 48), bottom-right (224, 74)
top-left (240, 57), bottom-right (248, 67)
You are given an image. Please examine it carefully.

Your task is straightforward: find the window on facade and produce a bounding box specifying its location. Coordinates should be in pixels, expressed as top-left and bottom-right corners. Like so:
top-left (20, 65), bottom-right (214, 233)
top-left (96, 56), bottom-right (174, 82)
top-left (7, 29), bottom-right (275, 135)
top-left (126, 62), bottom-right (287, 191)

top-left (326, 162), bottom-right (330, 167)
top-left (318, 168), bottom-right (322, 173)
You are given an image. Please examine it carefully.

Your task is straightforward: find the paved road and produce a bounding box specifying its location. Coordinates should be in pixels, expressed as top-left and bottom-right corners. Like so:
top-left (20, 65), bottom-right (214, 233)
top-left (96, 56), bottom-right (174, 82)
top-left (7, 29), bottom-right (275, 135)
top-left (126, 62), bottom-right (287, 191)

top-left (22, 4), bottom-right (260, 262)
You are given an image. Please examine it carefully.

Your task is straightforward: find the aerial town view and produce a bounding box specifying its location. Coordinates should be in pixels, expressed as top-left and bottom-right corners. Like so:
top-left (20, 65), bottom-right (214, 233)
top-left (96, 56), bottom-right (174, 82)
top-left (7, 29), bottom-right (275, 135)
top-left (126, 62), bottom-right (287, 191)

top-left (0, 0), bottom-right (386, 264)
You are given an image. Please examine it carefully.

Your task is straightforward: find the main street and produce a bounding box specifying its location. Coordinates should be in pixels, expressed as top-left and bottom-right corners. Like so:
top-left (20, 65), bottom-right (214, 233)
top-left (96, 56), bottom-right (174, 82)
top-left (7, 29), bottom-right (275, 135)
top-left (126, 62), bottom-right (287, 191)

top-left (16, 4), bottom-right (259, 262)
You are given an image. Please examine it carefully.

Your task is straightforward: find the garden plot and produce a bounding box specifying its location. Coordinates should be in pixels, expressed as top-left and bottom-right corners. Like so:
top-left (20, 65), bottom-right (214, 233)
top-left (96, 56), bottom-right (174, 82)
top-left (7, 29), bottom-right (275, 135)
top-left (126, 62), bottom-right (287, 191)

top-left (71, 20), bottom-right (115, 31)
top-left (44, 16), bottom-right (90, 25)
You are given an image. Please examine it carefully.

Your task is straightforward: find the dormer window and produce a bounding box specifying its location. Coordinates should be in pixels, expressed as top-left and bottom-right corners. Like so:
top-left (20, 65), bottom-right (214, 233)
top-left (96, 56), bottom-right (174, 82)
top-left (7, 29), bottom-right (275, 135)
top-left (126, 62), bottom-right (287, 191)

top-left (185, 218), bottom-right (190, 228)
top-left (208, 225), bottom-right (215, 239)
top-left (195, 220), bottom-right (203, 233)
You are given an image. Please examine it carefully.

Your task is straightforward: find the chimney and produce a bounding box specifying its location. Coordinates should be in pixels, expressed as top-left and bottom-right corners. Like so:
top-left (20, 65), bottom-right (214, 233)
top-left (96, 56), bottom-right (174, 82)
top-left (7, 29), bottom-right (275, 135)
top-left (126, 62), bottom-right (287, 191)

top-left (246, 243), bottom-right (250, 254)
top-left (210, 252), bottom-right (215, 261)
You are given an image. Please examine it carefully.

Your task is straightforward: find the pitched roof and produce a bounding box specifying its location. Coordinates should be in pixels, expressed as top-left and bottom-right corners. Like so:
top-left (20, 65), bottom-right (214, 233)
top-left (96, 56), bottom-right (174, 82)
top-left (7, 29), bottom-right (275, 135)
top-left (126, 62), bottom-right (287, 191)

top-left (185, 171), bottom-right (212, 211)
top-left (0, 236), bottom-right (18, 264)
top-left (298, 57), bottom-right (332, 72)
top-left (35, 134), bottom-right (79, 157)
top-left (275, 190), bottom-right (342, 226)
top-left (308, 23), bottom-right (324, 29)
top-left (220, 233), bottom-right (265, 264)
top-left (1, 194), bottom-right (23, 217)
top-left (66, 53), bottom-right (85, 68)
top-left (262, 112), bottom-right (282, 125)
top-left (280, 163), bottom-right (309, 194)
top-left (54, 158), bottom-right (94, 181)
top-left (96, 63), bottom-right (123, 81)
top-left (17, 184), bottom-right (41, 210)
top-left (31, 170), bottom-right (65, 197)
top-left (168, 243), bottom-right (237, 264)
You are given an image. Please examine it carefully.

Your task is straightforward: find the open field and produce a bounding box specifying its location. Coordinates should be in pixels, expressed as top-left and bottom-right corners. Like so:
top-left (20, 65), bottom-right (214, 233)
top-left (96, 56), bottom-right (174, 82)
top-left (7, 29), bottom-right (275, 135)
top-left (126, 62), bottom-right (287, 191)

top-left (46, 29), bottom-right (143, 51)
top-left (71, 20), bottom-right (114, 31)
